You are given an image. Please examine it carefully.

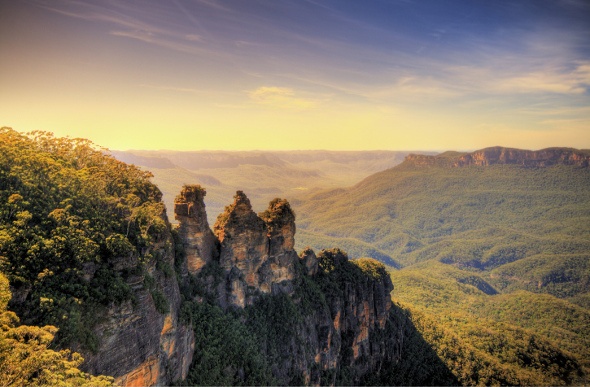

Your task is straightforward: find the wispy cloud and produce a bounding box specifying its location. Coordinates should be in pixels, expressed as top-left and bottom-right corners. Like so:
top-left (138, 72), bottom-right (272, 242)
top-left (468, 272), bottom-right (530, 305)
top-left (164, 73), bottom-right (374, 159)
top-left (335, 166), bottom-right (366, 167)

top-left (34, 0), bottom-right (229, 58)
top-left (446, 60), bottom-right (590, 96)
top-left (185, 34), bottom-right (202, 42)
top-left (109, 29), bottom-right (211, 56)
top-left (248, 87), bottom-right (319, 110)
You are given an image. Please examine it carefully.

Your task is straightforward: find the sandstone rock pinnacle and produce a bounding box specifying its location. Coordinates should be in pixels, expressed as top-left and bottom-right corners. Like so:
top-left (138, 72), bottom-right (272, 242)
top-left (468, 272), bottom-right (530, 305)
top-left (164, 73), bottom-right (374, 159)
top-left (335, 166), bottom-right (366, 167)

top-left (174, 184), bottom-right (218, 274)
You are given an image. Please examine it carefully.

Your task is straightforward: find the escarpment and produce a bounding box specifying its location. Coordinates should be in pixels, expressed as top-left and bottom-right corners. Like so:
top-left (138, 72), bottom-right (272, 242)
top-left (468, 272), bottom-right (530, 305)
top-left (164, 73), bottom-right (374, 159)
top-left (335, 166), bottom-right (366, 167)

top-left (80, 219), bottom-right (194, 387)
top-left (405, 146), bottom-right (590, 168)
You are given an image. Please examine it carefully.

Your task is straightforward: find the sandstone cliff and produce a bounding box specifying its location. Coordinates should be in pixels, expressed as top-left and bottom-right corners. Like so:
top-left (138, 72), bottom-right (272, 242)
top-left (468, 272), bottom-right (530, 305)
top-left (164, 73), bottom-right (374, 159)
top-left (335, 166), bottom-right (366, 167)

top-left (405, 147), bottom-right (590, 168)
top-left (76, 184), bottom-right (439, 386)
top-left (80, 217), bottom-right (194, 386)
top-left (176, 190), bottom-right (300, 308)
top-left (174, 185), bottom-right (218, 274)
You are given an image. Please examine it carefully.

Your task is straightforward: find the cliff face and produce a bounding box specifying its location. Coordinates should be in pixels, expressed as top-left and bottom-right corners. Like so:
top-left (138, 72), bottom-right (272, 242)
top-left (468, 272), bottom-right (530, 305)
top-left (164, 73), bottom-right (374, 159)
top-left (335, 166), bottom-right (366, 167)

top-left (405, 147), bottom-right (590, 168)
top-left (174, 187), bottom-right (402, 384)
top-left (292, 251), bottom-right (397, 384)
top-left (174, 185), bottom-right (218, 274)
top-left (177, 190), bottom-right (300, 308)
top-left (81, 223), bottom-right (194, 387)
top-left (78, 186), bottom-right (407, 386)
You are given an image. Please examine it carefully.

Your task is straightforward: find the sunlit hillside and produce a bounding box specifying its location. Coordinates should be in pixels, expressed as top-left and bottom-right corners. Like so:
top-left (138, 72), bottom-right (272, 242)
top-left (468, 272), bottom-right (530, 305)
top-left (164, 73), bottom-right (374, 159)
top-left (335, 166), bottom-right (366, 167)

top-left (292, 149), bottom-right (590, 381)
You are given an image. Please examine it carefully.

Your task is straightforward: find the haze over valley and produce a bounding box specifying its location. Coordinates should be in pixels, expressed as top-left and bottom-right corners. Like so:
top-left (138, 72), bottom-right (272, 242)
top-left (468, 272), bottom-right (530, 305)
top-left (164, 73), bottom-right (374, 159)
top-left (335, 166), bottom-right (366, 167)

top-left (111, 150), bottom-right (423, 225)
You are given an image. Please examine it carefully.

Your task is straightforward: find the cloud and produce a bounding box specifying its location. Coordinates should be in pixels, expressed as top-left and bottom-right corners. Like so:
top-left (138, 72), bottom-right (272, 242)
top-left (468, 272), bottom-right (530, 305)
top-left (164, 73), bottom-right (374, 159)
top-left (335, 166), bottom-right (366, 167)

top-left (36, 0), bottom-right (227, 58)
top-left (248, 86), bottom-right (317, 110)
top-left (444, 60), bottom-right (590, 96)
top-left (493, 64), bottom-right (590, 95)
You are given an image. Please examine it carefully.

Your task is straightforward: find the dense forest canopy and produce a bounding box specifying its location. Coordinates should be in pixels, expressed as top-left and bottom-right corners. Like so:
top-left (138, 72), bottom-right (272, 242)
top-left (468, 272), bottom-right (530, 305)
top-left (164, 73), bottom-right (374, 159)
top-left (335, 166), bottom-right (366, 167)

top-left (0, 271), bottom-right (115, 386)
top-left (292, 152), bottom-right (590, 384)
top-left (0, 127), bottom-right (167, 348)
top-left (295, 158), bottom-right (590, 303)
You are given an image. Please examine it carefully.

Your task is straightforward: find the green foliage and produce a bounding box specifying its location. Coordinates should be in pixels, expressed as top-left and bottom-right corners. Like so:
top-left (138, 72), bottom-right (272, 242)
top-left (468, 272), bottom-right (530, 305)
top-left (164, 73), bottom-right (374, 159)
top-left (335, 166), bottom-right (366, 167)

top-left (245, 293), bottom-right (304, 365)
top-left (293, 156), bottom-right (590, 383)
top-left (390, 261), bottom-right (588, 384)
top-left (351, 257), bottom-right (388, 280)
top-left (0, 272), bottom-right (114, 386)
top-left (143, 272), bottom-right (168, 314)
top-left (296, 161), bottom-right (590, 299)
top-left (0, 127), bottom-right (168, 348)
top-left (489, 253), bottom-right (590, 299)
top-left (178, 301), bottom-right (275, 386)
top-left (259, 198), bottom-right (295, 233)
top-left (315, 249), bottom-right (390, 300)
top-left (174, 184), bottom-right (206, 204)
top-left (151, 290), bottom-right (169, 314)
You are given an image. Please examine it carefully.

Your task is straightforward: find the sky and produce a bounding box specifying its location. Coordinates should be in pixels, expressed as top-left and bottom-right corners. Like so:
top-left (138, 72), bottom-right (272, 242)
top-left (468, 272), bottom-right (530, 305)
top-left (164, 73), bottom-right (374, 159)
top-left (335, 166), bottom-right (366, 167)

top-left (1, 0), bottom-right (589, 151)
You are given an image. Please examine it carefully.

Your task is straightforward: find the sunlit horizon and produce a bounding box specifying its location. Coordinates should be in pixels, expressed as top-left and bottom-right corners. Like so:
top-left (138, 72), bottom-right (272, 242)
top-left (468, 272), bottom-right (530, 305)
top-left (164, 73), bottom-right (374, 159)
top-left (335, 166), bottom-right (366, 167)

top-left (1, 0), bottom-right (589, 151)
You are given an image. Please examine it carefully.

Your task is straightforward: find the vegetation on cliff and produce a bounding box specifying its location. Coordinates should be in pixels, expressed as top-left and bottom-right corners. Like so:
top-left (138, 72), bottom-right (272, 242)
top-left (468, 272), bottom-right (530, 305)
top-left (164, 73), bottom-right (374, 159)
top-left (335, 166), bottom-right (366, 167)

top-left (0, 127), bottom-right (170, 353)
top-left (0, 128), bottom-right (178, 384)
top-left (3, 129), bottom-right (588, 386)
top-left (0, 272), bottom-right (114, 386)
top-left (176, 241), bottom-right (408, 386)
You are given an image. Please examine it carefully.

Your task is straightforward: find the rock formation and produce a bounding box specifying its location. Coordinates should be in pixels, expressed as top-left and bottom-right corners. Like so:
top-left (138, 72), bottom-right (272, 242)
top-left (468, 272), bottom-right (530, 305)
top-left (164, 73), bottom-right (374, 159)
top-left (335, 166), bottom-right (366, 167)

top-left (174, 185), bottom-right (218, 274)
top-left (81, 222), bottom-right (194, 386)
top-left (78, 186), bottom-right (409, 386)
top-left (455, 147), bottom-right (590, 167)
top-left (288, 250), bottom-right (397, 385)
top-left (405, 147), bottom-right (590, 168)
top-left (174, 187), bottom-right (402, 384)
top-left (207, 191), bottom-right (299, 307)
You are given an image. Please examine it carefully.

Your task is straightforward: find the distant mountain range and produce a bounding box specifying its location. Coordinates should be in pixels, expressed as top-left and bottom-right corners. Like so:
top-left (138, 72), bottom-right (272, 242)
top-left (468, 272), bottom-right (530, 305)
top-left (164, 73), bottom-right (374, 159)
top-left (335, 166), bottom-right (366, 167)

top-left (111, 150), bottom-right (429, 224)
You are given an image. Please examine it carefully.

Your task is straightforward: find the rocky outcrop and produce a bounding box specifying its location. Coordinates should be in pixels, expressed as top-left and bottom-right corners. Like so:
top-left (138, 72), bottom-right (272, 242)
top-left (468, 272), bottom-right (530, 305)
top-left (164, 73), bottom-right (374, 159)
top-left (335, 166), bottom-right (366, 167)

top-left (81, 223), bottom-right (194, 386)
top-left (405, 147), bottom-right (590, 168)
top-left (80, 187), bottom-right (406, 385)
top-left (174, 185), bottom-right (218, 274)
top-left (454, 147), bottom-right (590, 167)
top-left (174, 188), bottom-right (401, 384)
top-left (210, 191), bottom-right (299, 308)
top-left (250, 250), bottom-right (398, 385)
top-left (299, 248), bottom-right (319, 276)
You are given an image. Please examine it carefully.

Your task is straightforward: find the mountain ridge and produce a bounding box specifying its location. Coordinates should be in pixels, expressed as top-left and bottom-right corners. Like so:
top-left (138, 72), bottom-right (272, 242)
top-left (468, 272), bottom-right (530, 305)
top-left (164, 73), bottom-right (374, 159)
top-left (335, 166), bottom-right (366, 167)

top-left (404, 146), bottom-right (590, 168)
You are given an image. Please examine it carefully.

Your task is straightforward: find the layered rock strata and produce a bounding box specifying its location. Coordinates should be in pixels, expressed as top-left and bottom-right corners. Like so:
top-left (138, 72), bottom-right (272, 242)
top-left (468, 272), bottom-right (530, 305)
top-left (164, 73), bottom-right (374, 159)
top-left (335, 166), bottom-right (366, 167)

top-left (174, 185), bottom-right (218, 274)
top-left (405, 147), bottom-right (590, 168)
top-left (81, 223), bottom-right (194, 386)
top-left (82, 186), bottom-right (403, 386)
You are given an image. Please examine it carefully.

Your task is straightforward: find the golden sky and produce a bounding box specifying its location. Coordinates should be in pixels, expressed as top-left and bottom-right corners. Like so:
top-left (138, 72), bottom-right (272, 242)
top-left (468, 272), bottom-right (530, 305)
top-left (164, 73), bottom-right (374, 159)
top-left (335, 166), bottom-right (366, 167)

top-left (1, 0), bottom-right (589, 151)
